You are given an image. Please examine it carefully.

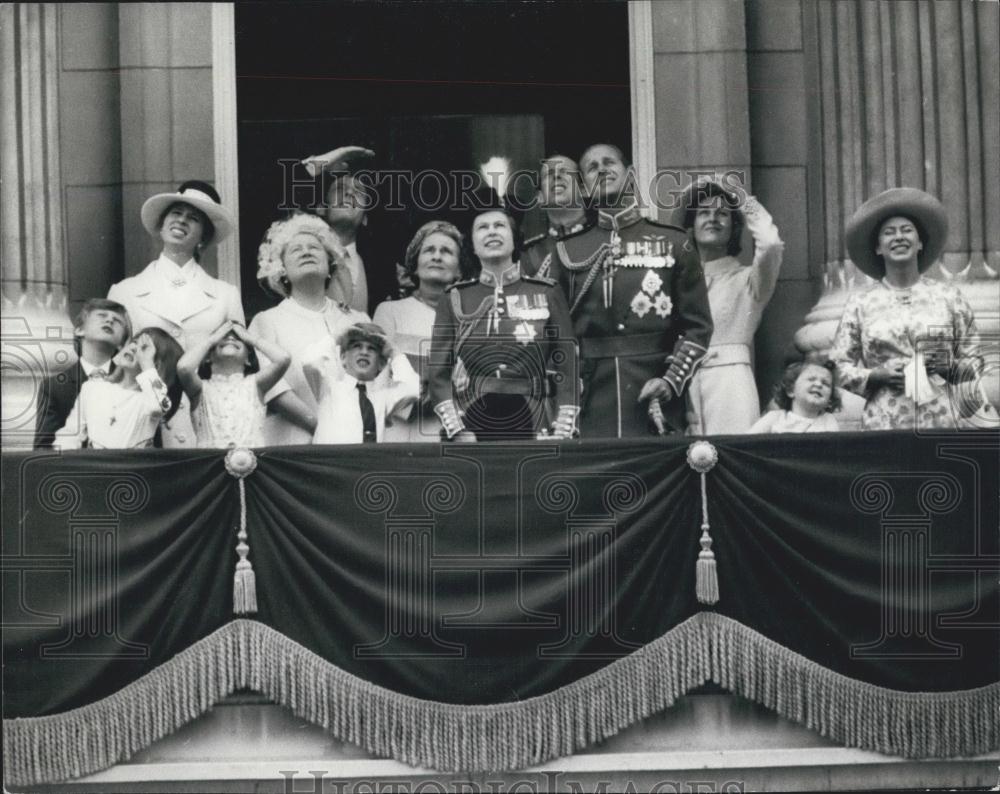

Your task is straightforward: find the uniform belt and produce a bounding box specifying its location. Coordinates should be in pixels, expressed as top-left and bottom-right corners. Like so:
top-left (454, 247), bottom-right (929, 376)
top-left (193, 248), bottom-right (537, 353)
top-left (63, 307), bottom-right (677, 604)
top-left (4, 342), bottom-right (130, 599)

top-left (476, 376), bottom-right (540, 396)
top-left (700, 343), bottom-right (751, 369)
top-left (580, 332), bottom-right (664, 359)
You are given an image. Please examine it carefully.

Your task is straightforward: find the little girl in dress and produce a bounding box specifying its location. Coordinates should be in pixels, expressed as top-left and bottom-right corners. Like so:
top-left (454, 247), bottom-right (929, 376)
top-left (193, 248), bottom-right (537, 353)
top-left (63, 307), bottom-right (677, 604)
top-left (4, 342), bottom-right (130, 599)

top-left (55, 327), bottom-right (183, 449)
top-left (177, 321), bottom-right (291, 448)
top-left (749, 360), bottom-right (842, 434)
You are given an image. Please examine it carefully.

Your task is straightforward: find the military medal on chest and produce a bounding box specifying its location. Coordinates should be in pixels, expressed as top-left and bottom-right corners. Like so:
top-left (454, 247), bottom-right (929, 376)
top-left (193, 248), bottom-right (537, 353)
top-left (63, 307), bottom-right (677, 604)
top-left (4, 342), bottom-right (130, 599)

top-left (617, 236), bottom-right (675, 269)
top-left (626, 238), bottom-right (674, 319)
top-left (506, 293), bottom-right (548, 345)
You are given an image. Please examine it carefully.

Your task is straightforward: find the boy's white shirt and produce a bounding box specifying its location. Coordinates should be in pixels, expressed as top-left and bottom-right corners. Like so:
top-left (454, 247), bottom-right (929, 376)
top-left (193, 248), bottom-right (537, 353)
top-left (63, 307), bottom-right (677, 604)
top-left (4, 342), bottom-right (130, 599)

top-left (302, 338), bottom-right (419, 443)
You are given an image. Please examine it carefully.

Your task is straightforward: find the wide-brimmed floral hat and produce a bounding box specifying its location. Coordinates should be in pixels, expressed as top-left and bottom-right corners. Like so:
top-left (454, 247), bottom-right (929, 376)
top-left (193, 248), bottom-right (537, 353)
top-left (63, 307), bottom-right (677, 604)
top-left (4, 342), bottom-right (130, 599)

top-left (256, 213), bottom-right (353, 305)
top-left (845, 187), bottom-right (948, 279)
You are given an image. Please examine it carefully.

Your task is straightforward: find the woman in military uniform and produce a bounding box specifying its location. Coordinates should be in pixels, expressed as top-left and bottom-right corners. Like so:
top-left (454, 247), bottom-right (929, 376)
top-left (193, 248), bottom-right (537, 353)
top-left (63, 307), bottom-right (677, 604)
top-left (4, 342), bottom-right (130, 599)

top-left (428, 183), bottom-right (579, 441)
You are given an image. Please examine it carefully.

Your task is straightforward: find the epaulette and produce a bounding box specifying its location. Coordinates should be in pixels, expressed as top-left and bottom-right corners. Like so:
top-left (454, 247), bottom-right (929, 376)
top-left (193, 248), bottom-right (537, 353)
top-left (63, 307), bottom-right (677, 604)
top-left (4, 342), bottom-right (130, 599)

top-left (522, 232), bottom-right (546, 248)
top-left (445, 278), bottom-right (478, 292)
top-left (561, 219), bottom-right (596, 240)
top-left (645, 218), bottom-right (687, 233)
top-left (523, 274), bottom-right (557, 287)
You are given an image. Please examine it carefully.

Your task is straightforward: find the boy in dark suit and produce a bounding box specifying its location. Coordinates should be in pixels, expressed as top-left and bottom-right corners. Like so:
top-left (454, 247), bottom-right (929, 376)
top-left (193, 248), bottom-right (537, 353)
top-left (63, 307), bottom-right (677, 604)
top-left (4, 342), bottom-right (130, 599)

top-left (33, 298), bottom-right (131, 448)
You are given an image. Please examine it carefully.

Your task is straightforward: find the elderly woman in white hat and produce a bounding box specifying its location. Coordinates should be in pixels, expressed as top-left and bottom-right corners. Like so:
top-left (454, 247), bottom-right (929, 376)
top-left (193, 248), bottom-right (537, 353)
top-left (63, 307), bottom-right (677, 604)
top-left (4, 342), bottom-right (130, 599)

top-left (830, 187), bottom-right (987, 430)
top-left (248, 212), bottom-right (370, 445)
top-left (107, 180), bottom-right (244, 447)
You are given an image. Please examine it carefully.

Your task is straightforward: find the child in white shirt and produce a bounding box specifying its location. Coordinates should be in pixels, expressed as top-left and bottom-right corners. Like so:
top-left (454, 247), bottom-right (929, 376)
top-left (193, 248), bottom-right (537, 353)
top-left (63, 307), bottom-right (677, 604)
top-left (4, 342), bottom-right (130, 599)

top-left (55, 327), bottom-right (183, 449)
top-left (749, 360), bottom-right (841, 434)
top-left (303, 323), bottom-right (419, 444)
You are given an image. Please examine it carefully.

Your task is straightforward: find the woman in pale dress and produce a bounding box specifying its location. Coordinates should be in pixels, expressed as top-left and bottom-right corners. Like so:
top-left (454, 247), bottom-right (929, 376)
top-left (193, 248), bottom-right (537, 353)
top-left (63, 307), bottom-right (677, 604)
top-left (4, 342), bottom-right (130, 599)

top-left (830, 188), bottom-right (992, 430)
top-left (372, 220), bottom-right (469, 441)
top-left (177, 320), bottom-right (291, 448)
top-left (672, 179), bottom-right (784, 435)
top-left (107, 181), bottom-right (243, 448)
top-left (249, 213), bottom-right (370, 445)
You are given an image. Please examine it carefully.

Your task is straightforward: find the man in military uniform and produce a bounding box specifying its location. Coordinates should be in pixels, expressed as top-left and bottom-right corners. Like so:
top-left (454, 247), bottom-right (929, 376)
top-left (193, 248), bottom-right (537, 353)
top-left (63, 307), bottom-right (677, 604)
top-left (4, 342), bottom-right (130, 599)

top-left (428, 199), bottom-right (579, 441)
top-left (550, 143), bottom-right (713, 438)
top-left (521, 154), bottom-right (594, 279)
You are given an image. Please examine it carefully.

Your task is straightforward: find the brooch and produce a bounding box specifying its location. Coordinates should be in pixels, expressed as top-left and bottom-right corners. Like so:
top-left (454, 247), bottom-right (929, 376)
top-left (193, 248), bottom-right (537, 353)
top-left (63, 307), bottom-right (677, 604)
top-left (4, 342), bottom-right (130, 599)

top-left (513, 320), bottom-right (538, 345)
top-left (631, 268), bottom-right (673, 319)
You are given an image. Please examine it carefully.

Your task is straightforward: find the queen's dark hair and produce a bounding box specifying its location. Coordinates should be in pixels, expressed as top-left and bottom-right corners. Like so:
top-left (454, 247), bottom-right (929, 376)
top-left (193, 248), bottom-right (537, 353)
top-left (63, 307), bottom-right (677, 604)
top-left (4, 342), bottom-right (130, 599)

top-left (773, 359), bottom-right (842, 414)
top-left (463, 208), bottom-right (523, 273)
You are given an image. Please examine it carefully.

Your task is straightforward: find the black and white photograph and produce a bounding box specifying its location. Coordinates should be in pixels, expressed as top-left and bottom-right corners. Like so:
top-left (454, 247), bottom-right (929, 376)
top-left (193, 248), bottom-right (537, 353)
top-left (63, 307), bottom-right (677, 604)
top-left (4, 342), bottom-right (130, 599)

top-left (1, 1), bottom-right (998, 792)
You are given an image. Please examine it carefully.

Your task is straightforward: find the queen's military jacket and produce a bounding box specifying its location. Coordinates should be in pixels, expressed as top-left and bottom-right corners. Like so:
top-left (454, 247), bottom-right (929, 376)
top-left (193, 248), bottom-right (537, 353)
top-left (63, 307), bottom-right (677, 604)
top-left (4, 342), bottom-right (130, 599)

top-left (547, 202), bottom-right (713, 437)
top-left (427, 263), bottom-right (579, 437)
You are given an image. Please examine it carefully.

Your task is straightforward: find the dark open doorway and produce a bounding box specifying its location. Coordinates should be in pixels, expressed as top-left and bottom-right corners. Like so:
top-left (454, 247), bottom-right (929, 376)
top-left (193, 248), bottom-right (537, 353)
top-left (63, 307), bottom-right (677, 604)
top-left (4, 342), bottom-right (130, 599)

top-left (235, 1), bottom-right (631, 317)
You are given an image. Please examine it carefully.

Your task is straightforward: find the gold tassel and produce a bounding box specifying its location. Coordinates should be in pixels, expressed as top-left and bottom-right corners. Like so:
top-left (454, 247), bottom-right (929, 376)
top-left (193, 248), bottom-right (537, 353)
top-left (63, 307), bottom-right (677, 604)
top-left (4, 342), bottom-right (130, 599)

top-left (687, 441), bottom-right (720, 605)
top-left (225, 449), bottom-right (259, 615)
top-left (233, 550), bottom-right (257, 615)
top-left (696, 523), bottom-right (718, 605)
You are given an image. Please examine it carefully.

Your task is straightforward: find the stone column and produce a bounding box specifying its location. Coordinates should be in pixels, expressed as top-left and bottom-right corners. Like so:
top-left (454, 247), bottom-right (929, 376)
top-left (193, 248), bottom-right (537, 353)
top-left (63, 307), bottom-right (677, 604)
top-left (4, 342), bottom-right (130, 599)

top-left (211, 3), bottom-right (241, 287)
top-left (117, 3), bottom-right (218, 276)
top-left (646, 0), bottom-right (752, 215)
top-left (1, 3), bottom-right (75, 447)
top-left (794, 0), bottom-right (1000, 416)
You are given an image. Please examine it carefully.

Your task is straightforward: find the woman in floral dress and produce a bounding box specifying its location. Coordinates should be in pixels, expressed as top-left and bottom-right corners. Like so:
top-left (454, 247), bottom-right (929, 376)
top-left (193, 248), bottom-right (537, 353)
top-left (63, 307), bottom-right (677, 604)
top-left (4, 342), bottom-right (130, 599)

top-left (830, 187), bottom-right (987, 430)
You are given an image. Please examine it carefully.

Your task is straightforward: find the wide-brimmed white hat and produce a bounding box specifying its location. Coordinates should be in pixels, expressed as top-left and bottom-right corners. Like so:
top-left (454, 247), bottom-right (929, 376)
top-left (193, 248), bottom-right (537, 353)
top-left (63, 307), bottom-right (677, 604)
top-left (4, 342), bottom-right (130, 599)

top-left (141, 181), bottom-right (234, 244)
top-left (845, 187), bottom-right (948, 279)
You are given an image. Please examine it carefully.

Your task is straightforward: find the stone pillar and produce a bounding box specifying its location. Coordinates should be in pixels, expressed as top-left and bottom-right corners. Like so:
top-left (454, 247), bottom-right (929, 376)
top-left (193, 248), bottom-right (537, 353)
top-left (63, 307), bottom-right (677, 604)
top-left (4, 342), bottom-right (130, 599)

top-left (117, 3), bottom-right (218, 276)
top-left (745, 0), bottom-right (821, 404)
top-left (646, 0), bottom-right (752, 214)
top-left (211, 3), bottom-right (241, 287)
top-left (794, 0), bottom-right (1000, 415)
top-left (1, 3), bottom-right (75, 447)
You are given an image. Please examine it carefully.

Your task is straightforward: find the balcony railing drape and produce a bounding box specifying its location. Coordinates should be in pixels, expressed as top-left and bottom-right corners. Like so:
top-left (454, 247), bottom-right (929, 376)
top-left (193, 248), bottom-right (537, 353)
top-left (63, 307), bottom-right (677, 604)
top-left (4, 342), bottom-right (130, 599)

top-left (3, 433), bottom-right (998, 785)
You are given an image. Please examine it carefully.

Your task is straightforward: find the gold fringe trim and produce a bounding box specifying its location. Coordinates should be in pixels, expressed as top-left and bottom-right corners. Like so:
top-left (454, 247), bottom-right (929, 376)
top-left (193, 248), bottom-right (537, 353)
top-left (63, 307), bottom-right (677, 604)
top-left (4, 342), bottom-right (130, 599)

top-left (4, 614), bottom-right (997, 786)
